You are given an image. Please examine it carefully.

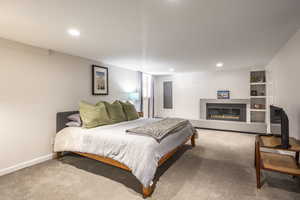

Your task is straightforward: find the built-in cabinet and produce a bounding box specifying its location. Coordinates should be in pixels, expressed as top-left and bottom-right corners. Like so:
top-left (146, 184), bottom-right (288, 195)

top-left (250, 70), bottom-right (266, 123)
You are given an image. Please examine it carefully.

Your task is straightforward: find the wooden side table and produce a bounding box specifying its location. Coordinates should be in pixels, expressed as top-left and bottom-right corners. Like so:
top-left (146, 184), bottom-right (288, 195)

top-left (254, 135), bottom-right (300, 188)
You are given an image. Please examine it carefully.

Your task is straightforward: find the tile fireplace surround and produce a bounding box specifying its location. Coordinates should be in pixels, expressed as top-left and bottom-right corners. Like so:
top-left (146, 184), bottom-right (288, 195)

top-left (200, 99), bottom-right (251, 122)
top-left (192, 99), bottom-right (267, 133)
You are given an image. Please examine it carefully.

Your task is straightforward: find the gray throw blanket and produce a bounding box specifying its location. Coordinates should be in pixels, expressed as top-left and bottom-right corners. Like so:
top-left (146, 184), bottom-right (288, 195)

top-left (126, 118), bottom-right (191, 142)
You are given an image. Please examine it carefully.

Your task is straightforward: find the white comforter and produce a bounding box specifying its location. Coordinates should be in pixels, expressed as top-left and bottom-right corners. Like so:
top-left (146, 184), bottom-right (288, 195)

top-left (54, 118), bottom-right (194, 187)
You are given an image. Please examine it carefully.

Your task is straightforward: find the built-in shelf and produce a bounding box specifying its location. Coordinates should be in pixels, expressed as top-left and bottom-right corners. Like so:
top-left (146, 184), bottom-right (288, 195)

top-left (250, 70), bottom-right (267, 123)
top-left (250, 109), bottom-right (266, 112)
top-left (250, 122), bottom-right (267, 125)
top-left (250, 96), bottom-right (266, 98)
top-left (250, 82), bottom-right (266, 85)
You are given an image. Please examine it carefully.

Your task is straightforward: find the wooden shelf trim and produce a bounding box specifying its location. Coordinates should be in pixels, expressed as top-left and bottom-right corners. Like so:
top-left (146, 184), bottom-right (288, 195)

top-left (250, 109), bottom-right (266, 112)
top-left (250, 82), bottom-right (266, 85)
top-left (250, 96), bottom-right (266, 98)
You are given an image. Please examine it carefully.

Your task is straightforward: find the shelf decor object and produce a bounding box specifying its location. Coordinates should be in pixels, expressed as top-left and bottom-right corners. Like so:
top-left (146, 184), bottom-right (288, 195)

top-left (251, 90), bottom-right (258, 96)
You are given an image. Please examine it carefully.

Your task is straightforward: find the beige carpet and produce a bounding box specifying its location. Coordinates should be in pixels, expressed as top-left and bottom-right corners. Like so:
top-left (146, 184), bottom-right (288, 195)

top-left (0, 130), bottom-right (299, 200)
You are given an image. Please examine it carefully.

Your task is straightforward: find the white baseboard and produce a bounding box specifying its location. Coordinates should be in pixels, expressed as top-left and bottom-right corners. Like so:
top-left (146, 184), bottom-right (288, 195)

top-left (0, 153), bottom-right (55, 176)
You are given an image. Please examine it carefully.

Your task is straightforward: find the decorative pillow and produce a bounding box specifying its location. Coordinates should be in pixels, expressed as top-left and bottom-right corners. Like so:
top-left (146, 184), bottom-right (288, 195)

top-left (79, 101), bottom-right (110, 128)
top-left (119, 101), bottom-right (139, 121)
top-left (67, 113), bottom-right (81, 124)
top-left (99, 101), bottom-right (127, 123)
top-left (65, 121), bottom-right (81, 127)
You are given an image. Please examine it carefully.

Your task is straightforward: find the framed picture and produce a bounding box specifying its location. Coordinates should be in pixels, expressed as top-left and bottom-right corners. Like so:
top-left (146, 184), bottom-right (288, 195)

top-left (217, 90), bottom-right (230, 99)
top-left (92, 65), bottom-right (108, 95)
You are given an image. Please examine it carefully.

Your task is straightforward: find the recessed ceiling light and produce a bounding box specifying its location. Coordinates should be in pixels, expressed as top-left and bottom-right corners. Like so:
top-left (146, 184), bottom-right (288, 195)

top-left (216, 62), bottom-right (224, 67)
top-left (68, 29), bottom-right (80, 37)
top-left (169, 68), bottom-right (175, 72)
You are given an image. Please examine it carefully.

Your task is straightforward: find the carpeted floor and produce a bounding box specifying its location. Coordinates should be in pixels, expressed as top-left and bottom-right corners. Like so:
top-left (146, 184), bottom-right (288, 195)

top-left (0, 129), bottom-right (299, 200)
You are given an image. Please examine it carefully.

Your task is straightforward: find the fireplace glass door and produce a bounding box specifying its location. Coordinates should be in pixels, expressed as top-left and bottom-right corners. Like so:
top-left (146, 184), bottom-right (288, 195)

top-left (206, 103), bottom-right (246, 122)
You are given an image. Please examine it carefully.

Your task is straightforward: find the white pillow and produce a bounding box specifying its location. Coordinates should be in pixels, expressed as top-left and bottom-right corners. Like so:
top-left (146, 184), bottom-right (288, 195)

top-left (65, 121), bottom-right (81, 127)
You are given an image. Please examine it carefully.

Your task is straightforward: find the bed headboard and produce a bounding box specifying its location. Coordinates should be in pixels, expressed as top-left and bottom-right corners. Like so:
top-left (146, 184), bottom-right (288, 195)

top-left (56, 111), bottom-right (79, 133)
top-left (56, 111), bottom-right (144, 133)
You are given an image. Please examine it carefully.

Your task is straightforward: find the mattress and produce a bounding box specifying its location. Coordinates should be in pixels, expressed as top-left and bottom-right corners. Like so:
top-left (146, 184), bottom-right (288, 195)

top-left (54, 118), bottom-right (194, 187)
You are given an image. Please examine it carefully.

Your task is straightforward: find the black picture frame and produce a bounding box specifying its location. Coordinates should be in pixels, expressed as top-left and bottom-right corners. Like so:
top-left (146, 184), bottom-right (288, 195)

top-left (92, 65), bottom-right (108, 95)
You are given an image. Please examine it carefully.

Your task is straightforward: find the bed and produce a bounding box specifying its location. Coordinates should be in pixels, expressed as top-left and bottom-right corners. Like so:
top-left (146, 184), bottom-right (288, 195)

top-left (54, 111), bottom-right (196, 198)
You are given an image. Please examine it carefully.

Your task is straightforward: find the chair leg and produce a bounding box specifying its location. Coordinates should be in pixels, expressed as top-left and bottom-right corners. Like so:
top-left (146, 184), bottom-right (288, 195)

top-left (256, 165), bottom-right (261, 189)
top-left (254, 146), bottom-right (257, 168)
top-left (293, 152), bottom-right (300, 179)
top-left (255, 138), bottom-right (261, 189)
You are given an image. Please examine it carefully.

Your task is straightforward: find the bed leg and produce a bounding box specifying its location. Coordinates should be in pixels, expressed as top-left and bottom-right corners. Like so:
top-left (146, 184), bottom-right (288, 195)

top-left (142, 185), bottom-right (154, 198)
top-left (191, 134), bottom-right (196, 147)
top-left (56, 152), bottom-right (63, 159)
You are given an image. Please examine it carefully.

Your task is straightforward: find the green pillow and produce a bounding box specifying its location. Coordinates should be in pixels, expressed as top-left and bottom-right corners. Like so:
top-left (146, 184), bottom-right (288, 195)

top-left (98, 101), bottom-right (127, 123)
top-left (119, 101), bottom-right (139, 121)
top-left (79, 101), bottom-right (110, 128)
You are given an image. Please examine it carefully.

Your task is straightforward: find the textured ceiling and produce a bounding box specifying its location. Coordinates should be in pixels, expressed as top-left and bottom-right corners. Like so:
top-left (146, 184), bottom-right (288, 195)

top-left (0, 0), bottom-right (300, 74)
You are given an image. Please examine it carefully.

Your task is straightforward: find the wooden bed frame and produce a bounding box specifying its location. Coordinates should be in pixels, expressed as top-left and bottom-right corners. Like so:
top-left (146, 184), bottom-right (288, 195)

top-left (56, 111), bottom-right (196, 198)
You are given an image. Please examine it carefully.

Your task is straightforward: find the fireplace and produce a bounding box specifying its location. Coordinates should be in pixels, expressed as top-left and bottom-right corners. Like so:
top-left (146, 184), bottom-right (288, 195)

top-left (206, 103), bottom-right (246, 122)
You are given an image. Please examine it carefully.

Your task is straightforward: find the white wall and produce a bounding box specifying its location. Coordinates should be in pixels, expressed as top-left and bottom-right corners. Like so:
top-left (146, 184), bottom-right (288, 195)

top-left (0, 38), bottom-right (139, 173)
top-left (266, 29), bottom-right (300, 140)
top-left (154, 69), bottom-right (250, 119)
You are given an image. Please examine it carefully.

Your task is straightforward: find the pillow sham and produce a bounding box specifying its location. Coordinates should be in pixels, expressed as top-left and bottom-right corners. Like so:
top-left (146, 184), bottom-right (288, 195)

top-left (67, 113), bottom-right (81, 124)
top-left (65, 121), bottom-right (81, 127)
top-left (119, 101), bottom-right (139, 121)
top-left (99, 101), bottom-right (127, 123)
top-left (79, 101), bottom-right (110, 128)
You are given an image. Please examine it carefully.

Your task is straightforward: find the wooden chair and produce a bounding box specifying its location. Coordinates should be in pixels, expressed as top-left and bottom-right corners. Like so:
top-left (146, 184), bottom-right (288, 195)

top-left (255, 135), bottom-right (300, 188)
